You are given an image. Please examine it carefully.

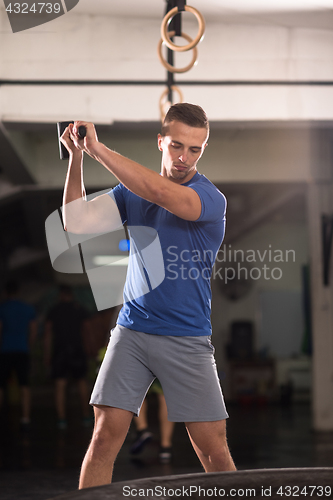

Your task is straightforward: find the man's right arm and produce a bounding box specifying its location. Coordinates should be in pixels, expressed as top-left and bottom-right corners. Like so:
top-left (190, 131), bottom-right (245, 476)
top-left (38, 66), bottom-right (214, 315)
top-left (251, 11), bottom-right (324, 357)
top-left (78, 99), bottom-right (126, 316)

top-left (61, 124), bottom-right (122, 234)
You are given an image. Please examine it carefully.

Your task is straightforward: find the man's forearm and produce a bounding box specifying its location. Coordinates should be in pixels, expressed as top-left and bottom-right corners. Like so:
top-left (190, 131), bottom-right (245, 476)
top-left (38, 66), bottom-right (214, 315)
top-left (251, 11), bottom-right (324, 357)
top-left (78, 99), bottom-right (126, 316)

top-left (63, 150), bottom-right (85, 205)
top-left (62, 150), bottom-right (86, 231)
top-left (90, 142), bottom-right (166, 205)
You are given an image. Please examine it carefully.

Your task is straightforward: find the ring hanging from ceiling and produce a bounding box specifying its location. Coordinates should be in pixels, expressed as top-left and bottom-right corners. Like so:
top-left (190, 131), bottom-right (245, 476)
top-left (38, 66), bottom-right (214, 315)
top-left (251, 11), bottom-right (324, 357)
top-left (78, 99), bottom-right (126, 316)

top-left (157, 31), bottom-right (198, 73)
top-left (161, 5), bottom-right (205, 52)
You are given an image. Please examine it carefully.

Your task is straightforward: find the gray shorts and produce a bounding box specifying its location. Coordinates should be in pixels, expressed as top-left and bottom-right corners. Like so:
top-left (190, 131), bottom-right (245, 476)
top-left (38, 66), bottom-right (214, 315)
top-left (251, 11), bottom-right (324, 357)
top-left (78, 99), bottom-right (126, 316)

top-left (90, 325), bottom-right (229, 422)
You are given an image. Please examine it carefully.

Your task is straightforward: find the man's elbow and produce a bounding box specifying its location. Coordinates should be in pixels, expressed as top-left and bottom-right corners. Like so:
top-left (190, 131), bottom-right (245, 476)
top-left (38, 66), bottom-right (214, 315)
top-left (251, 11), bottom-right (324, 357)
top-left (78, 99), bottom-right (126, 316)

top-left (63, 221), bottom-right (85, 234)
top-left (62, 210), bottom-right (87, 234)
top-left (62, 216), bottom-right (84, 234)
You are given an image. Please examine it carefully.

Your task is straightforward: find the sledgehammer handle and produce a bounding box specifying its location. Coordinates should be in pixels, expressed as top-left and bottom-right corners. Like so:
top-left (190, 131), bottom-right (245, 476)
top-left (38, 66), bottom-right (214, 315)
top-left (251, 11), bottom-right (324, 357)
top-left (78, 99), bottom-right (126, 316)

top-left (57, 121), bottom-right (86, 160)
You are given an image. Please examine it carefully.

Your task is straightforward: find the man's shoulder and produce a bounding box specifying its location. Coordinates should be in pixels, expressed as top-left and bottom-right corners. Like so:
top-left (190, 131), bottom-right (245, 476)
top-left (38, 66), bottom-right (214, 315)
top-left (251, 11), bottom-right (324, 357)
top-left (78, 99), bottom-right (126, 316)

top-left (189, 172), bottom-right (222, 190)
top-left (186, 173), bottom-right (226, 224)
top-left (189, 173), bottom-right (226, 203)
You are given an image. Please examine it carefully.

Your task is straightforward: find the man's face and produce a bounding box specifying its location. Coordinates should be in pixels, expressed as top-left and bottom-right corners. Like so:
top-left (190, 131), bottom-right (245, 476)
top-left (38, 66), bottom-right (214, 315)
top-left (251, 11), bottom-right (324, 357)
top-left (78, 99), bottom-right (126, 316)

top-left (158, 120), bottom-right (208, 184)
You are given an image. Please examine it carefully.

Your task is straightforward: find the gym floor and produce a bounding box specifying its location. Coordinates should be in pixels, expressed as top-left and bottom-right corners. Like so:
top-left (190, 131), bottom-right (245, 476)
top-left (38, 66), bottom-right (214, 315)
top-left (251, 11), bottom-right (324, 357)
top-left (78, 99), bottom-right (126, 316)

top-left (1, 386), bottom-right (333, 500)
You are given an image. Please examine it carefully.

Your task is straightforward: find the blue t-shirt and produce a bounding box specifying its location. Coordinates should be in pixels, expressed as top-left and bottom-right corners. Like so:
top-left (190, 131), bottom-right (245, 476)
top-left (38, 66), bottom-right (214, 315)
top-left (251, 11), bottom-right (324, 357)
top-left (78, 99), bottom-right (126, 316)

top-left (111, 172), bottom-right (226, 336)
top-left (0, 299), bottom-right (36, 352)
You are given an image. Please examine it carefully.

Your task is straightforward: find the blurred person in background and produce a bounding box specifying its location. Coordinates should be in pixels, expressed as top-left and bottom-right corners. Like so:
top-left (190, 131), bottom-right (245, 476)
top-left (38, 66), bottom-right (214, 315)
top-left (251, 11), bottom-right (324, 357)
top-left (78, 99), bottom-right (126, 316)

top-left (130, 380), bottom-right (174, 464)
top-left (44, 285), bottom-right (92, 429)
top-left (0, 281), bottom-right (37, 431)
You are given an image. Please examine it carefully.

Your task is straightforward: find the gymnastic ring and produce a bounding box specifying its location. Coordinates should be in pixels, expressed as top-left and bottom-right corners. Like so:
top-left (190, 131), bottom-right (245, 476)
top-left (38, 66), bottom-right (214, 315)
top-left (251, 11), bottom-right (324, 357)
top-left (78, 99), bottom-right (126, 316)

top-left (159, 86), bottom-right (184, 121)
top-left (161, 5), bottom-right (205, 52)
top-left (157, 31), bottom-right (198, 73)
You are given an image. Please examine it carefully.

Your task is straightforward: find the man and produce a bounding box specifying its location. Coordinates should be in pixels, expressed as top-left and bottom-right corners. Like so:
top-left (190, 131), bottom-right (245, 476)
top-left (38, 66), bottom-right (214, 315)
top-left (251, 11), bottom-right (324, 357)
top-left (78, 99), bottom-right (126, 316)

top-left (61, 103), bottom-right (236, 489)
top-left (0, 281), bottom-right (37, 430)
top-left (44, 285), bottom-right (91, 429)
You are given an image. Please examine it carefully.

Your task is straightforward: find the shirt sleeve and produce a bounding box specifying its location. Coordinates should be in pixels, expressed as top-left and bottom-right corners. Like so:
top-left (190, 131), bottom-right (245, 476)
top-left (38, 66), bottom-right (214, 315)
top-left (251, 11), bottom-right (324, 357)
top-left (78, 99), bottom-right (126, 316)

top-left (108, 183), bottom-right (128, 224)
top-left (189, 179), bottom-right (227, 224)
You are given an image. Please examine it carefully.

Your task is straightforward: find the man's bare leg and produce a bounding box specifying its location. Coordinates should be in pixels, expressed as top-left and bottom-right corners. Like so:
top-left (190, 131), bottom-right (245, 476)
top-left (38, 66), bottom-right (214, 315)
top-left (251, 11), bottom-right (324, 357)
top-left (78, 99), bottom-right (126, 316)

top-left (79, 405), bottom-right (133, 489)
top-left (186, 420), bottom-right (236, 472)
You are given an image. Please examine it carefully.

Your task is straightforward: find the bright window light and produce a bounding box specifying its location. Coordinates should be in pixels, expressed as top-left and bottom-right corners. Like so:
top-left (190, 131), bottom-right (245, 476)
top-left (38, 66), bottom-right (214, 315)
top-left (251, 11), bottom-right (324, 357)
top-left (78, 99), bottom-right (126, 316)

top-left (93, 256), bottom-right (129, 267)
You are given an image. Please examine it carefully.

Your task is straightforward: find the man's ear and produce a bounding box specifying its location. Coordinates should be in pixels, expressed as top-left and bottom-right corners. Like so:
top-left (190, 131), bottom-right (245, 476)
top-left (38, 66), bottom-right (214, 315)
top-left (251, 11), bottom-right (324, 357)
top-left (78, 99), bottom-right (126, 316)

top-left (157, 134), bottom-right (163, 152)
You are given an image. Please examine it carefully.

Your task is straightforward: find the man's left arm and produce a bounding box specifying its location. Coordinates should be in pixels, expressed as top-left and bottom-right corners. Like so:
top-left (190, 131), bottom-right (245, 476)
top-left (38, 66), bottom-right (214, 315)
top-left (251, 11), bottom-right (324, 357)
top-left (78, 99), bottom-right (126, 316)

top-left (71, 122), bottom-right (202, 222)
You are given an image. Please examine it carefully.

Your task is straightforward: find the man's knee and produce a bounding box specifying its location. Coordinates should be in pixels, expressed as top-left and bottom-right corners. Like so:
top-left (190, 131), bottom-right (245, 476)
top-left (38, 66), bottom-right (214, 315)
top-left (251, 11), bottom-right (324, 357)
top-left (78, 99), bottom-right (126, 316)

top-left (90, 407), bottom-right (133, 459)
top-left (203, 435), bottom-right (230, 460)
top-left (88, 427), bottom-right (118, 462)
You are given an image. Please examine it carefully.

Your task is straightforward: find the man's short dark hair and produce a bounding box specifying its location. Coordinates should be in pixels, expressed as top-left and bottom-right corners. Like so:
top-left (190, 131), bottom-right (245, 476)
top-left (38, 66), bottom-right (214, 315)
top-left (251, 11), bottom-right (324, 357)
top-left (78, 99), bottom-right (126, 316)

top-left (161, 103), bottom-right (209, 138)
